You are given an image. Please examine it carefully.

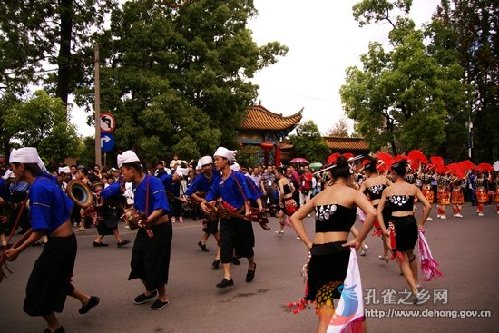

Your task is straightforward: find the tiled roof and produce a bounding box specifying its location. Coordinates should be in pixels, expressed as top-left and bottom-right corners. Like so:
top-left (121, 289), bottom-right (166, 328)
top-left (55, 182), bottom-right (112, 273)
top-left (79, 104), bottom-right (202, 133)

top-left (324, 136), bottom-right (369, 151)
top-left (240, 105), bottom-right (303, 131)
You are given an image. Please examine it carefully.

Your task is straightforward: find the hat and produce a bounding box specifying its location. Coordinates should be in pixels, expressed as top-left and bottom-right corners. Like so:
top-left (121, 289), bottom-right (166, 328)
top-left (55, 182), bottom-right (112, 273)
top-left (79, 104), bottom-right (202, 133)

top-left (230, 161), bottom-right (240, 171)
top-left (9, 147), bottom-right (46, 171)
top-left (198, 156), bottom-right (213, 166)
top-left (77, 164), bottom-right (85, 170)
top-left (2, 170), bottom-right (15, 180)
top-left (117, 150), bottom-right (140, 168)
top-left (213, 147), bottom-right (236, 162)
top-left (58, 166), bottom-right (71, 174)
top-left (110, 167), bottom-right (119, 172)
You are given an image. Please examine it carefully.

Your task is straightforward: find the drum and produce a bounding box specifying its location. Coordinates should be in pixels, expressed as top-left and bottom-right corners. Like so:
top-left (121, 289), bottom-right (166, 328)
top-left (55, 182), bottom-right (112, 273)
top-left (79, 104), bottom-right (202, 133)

top-left (476, 188), bottom-right (487, 203)
top-left (451, 189), bottom-right (464, 205)
top-left (422, 185), bottom-right (434, 204)
top-left (437, 188), bottom-right (450, 205)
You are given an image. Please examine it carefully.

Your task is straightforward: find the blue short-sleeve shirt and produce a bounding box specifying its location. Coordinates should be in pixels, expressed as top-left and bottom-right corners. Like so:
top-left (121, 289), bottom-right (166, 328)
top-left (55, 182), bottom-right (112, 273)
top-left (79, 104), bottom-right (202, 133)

top-left (205, 171), bottom-right (252, 210)
top-left (133, 175), bottom-right (170, 214)
top-left (30, 174), bottom-right (74, 233)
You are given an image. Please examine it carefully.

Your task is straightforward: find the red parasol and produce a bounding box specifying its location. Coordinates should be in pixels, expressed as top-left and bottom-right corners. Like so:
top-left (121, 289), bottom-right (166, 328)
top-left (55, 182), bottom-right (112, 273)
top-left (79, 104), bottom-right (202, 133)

top-left (407, 150), bottom-right (428, 164)
top-left (474, 162), bottom-right (493, 173)
top-left (458, 160), bottom-right (475, 173)
top-left (327, 153), bottom-right (340, 165)
top-left (430, 156), bottom-right (445, 174)
top-left (343, 152), bottom-right (354, 160)
top-left (446, 163), bottom-right (465, 179)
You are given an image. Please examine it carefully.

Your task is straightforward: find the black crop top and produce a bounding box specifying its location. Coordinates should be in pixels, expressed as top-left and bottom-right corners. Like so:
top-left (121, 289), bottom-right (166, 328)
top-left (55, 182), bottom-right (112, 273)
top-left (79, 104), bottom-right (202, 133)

top-left (366, 184), bottom-right (386, 201)
top-left (315, 204), bottom-right (357, 233)
top-left (283, 183), bottom-right (292, 195)
top-left (387, 195), bottom-right (415, 212)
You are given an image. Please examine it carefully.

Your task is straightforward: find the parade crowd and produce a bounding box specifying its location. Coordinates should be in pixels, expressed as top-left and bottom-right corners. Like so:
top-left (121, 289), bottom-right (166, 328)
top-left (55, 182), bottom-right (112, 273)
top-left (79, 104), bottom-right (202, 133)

top-left (0, 147), bottom-right (498, 333)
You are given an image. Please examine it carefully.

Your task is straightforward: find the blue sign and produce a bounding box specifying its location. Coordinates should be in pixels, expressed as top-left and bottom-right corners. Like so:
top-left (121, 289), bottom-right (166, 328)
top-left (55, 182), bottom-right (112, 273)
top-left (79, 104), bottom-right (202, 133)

top-left (101, 132), bottom-right (114, 153)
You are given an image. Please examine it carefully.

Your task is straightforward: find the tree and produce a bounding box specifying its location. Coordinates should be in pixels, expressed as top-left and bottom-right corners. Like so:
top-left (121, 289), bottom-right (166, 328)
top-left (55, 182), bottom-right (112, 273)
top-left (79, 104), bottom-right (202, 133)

top-left (341, 0), bottom-right (467, 156)
top-left (289, 121), bottom-right (330, 163)
top-left (75, 0), bottom-right (288, 164)
top-left (0, 0), bottom-right (118, 104)
top-left (434, 0), bottom-right (498, 162)
top-left (327, 118), bottom-right (350, 137)
top-left (3, 90), bottom-right (81, 163)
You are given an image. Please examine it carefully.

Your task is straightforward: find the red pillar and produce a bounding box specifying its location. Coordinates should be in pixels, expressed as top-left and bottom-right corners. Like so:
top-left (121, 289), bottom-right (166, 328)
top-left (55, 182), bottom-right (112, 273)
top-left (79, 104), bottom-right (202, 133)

top-left (275, 144), bottom-right (281, 168)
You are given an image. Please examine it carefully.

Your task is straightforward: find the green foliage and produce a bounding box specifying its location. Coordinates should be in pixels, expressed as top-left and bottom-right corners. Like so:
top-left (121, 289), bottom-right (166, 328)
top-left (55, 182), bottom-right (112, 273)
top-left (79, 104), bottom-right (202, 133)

top-left (289, 121), bottom-right (330, 164)
top-left (342, 2), bottom-right (468, 156)
top-left (4, 91), bottom-right (81, 163)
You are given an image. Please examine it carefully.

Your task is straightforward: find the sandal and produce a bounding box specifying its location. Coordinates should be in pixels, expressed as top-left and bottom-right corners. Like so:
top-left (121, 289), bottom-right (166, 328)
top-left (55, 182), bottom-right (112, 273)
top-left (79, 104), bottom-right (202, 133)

top-left (378, 255), bottom-right (389, 262)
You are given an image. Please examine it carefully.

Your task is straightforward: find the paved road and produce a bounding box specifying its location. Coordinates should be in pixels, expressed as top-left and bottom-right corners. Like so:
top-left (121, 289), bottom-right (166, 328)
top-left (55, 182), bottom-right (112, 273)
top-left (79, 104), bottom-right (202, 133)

top-left (0, 203), bottom-right (498, 333)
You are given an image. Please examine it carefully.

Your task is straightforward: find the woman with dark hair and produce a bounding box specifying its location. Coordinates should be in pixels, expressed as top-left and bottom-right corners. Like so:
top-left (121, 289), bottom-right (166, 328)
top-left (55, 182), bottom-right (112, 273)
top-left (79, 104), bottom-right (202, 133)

top-left (275, 166), bottom-right (296, 235)
top-left (359, 156), bottom-right (392, 261)
top-left (290, 156), bottom-right (376, 333)
top-left (376, 159), bottom-right (432, 303)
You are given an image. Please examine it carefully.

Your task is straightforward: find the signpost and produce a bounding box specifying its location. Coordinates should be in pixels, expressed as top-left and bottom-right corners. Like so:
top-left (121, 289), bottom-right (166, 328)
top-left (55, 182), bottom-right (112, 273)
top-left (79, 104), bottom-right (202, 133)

top-left (101, 132), bottom-right (114, 153)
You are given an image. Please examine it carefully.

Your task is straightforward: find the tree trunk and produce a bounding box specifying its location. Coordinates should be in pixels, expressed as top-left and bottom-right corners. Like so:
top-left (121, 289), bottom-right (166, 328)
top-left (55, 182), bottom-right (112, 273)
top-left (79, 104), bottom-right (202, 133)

top-left (56, 0), bottom-right (74, 107)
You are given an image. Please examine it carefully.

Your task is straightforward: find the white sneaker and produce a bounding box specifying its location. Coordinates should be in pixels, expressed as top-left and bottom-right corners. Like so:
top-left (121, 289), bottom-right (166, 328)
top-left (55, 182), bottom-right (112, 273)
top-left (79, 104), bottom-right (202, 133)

top-left (426, 217), bottom-right (433, 221)
top-left (496, 211), bottom-right (499, 215)
top-left (275, 230), bottom-right (284, 235)
top-left (455, 213), bottom-right (463, 218)
top-left (436, 214), bottom-right (441, 219)
top-left (478, 212), bottom-right (484, 217)
top-left (171, 216), bottom-right (176, 223)
top-left (440, 215), bottom-right (446, 220)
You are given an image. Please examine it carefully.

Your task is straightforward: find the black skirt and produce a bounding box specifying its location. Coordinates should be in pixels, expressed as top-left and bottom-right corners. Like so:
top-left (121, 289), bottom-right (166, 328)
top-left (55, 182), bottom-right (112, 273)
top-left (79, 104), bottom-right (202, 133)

top-left (129, 222), bottom-right (172, 291)
top-left (391, 216), bottom-right (418, 251)
top-left (96, 206), bottom-right (118, 235)
top-left (24, 234), bottom-right (77, 316)
top-left (306, 241), bottom-right (350, 304)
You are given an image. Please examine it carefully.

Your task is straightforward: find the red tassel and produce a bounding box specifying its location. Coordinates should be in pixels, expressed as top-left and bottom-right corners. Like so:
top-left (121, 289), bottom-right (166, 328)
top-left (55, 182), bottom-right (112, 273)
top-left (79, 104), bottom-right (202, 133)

top-left (388, 222), bottom-right (397, 260)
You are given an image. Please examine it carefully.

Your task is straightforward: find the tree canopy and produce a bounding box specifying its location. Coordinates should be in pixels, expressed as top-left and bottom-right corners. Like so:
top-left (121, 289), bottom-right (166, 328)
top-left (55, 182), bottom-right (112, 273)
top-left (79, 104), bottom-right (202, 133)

top-left (341, 0), bottom-right (469, 158)
top-left (289, 121), bottom-right (330, 164)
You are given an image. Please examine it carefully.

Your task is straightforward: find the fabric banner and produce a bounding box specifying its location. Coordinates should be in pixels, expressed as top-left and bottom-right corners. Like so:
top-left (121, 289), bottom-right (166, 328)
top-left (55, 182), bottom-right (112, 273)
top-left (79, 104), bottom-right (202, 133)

top-left (328, 248), bottom-right (364, 333)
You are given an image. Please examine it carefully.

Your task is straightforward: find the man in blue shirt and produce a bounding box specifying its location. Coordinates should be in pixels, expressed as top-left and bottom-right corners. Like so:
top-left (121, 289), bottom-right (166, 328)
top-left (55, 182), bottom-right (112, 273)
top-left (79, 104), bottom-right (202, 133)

top-left (201, 147), bottom-right (257, 288)
top-left (185, 156), bottom-right (221, 267)
top-left (117, 150), bottom-right (172, 310)
top-left (5, 147), bottom-right (99, 333)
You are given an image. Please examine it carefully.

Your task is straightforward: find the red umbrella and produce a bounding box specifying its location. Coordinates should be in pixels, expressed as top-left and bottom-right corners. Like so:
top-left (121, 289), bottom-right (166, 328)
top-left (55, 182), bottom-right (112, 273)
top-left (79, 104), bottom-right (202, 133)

top-left (474, 162), bottom-right (493, 172)
top-left (343, 152), bottom-right (354, 160)
top-left (430, 156), bottom-right (445, 174)
top-left (458, 160), bottom-right (475, 173)
top-left (327, 153), bottom-right (340, 165)
top-left (289, 157), bottom-right (309, 164)
top-left (408, 150), bottom-right (428, 164)
top-left (446, 163), bottom-right (465, 179)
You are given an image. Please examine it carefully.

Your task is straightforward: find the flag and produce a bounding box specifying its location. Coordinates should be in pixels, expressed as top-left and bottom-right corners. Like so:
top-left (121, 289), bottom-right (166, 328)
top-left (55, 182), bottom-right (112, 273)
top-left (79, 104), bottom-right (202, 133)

top-left (328, 249), bottom-right (364, 333)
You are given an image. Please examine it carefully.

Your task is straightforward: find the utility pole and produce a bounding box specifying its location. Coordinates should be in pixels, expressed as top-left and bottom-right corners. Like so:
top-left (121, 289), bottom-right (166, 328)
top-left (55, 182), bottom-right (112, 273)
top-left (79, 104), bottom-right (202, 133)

top-left (94, 44), bottom-right (102, 166)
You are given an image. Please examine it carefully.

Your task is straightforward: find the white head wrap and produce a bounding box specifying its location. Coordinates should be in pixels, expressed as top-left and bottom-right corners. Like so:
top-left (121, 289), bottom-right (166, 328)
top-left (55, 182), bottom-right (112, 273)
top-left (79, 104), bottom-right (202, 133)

top-left (230, 162), bottom-right (240, 171)
top-left (58, 166), bottom-right (71, 174)
top-left (213, 147), bottom-right (237, 162)
top-left (117, 150), bottom-right (140, 168)
top-left (198, 156), bottom-right (213, 166)
top-left (9, 147), bottom-right (46, 171)
top-left (195, 162), bottom-right (202, 171)
top-left (2, 170), bottom-right (15, 180)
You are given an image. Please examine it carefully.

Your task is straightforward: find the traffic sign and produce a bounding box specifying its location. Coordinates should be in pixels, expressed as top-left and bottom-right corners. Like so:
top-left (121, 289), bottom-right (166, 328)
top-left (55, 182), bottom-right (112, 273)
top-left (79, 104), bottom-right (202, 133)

top-left (100, 113), bottom-right (115, 133)
top-left (101, 132), bottom-right (114, 153)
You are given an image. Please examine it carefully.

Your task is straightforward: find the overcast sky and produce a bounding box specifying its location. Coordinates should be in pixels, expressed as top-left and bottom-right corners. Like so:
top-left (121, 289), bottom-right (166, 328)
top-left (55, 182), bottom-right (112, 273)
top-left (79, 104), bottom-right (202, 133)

top-left (72, 0), bottom-right (441, 137)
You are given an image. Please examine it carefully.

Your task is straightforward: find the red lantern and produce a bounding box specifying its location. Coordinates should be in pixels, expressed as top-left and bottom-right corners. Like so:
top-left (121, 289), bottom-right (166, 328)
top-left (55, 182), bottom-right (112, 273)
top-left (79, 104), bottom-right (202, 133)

top-left (260, 142), bottom-right (274, 152)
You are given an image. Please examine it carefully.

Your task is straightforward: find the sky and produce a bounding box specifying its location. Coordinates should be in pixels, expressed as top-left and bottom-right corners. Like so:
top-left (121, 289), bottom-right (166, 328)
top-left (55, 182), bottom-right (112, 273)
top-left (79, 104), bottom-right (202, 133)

top-left (72, 0), bottom-right (441, 137)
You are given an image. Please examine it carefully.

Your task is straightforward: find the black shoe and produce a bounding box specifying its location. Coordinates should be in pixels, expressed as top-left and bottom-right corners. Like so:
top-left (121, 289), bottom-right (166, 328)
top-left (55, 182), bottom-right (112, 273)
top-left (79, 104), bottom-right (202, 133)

top-left (133, 290), bottom-right (158, 304)
top-left (216, 278), bottom-right (234, 288)
top-left (232, 257), bottom-right (240, 265)
top-left (79, 296), bottom-right (100, 314)
top-left (150, 299), bottom-right (170, 310)
top-left (246, 263), bottom-right (256, 282)
top-left (197, 241), bottom-right (209, 252)
top-left (93, 241), bottom-right (108, 247)
top-left (212, 259), bottom-right (220, 269)
top-left (117, 240), bottom-right (130, 248)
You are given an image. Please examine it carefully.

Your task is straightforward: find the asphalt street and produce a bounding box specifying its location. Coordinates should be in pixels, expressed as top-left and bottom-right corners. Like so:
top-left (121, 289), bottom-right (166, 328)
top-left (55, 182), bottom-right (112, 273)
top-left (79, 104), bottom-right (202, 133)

top-left (0, 203), bottom-right (498, 333)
